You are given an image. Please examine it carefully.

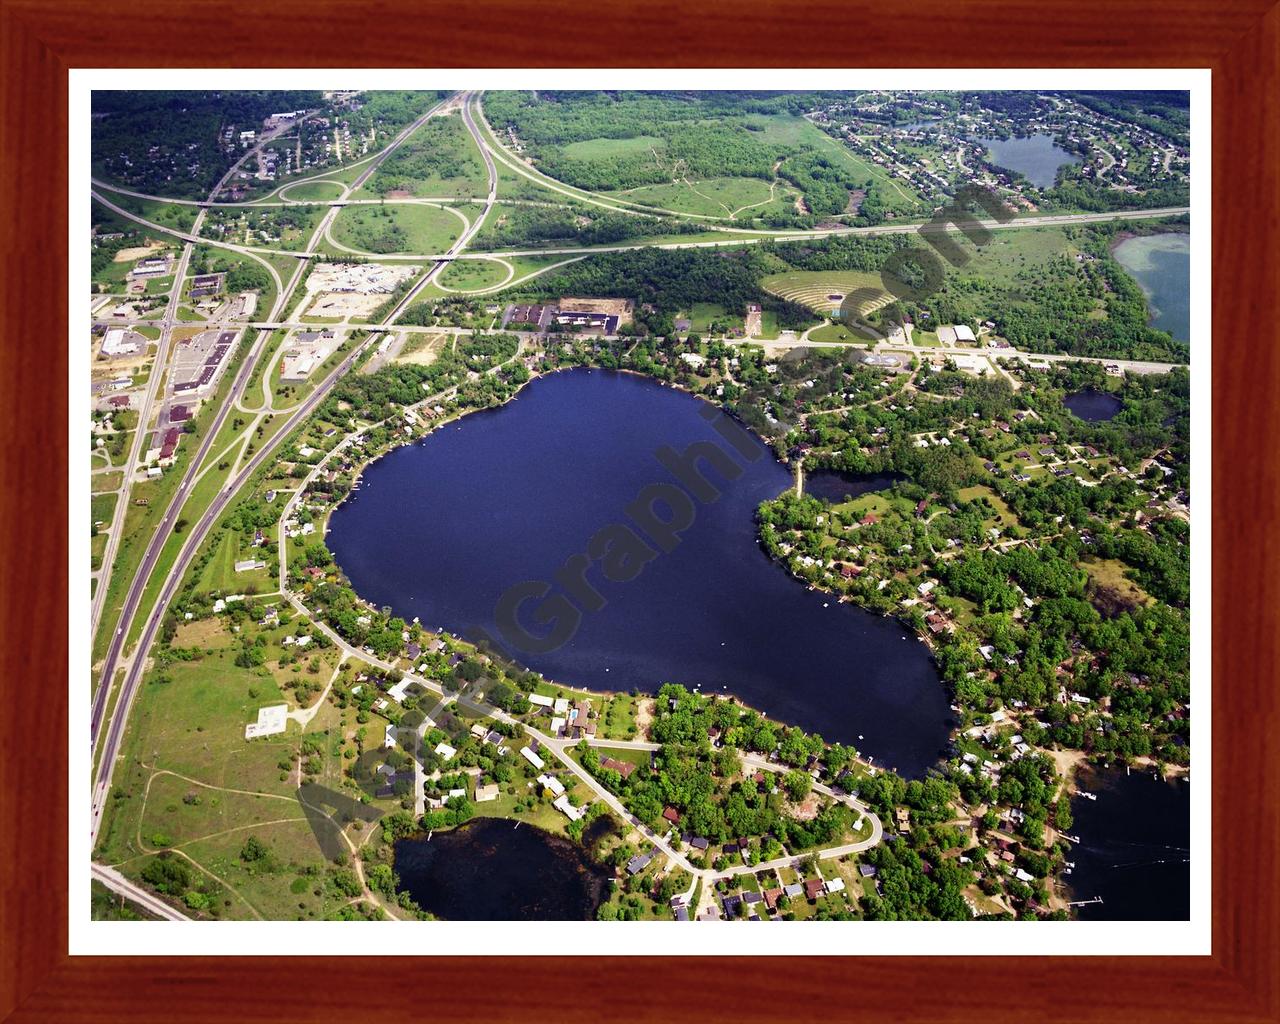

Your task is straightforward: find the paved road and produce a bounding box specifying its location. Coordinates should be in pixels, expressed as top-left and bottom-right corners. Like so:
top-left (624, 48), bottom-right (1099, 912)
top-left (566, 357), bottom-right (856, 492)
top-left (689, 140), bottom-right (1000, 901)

top-left (91, 863), bottom-right (191, 921)
top-left (90, 179), bottom-right (1192, 265)
top-left (342, 203), bottom-right (1193, 262)
top-left (372, 90), bottom-right (498, 323)
top-left (89, 242), bottom-right (195, 634)
top-left (90, 337), bottom-right (374, 843)
top-left (88, 130), bottom-right (282, 636)
top-left (875, 342), bottom-right (1188, 375)
top-left (90, 94), bottom-right (463, 845)
top-left (90, 320), bottom-right (257, 748)
top-left (90, 180), bottom-right (562, 212)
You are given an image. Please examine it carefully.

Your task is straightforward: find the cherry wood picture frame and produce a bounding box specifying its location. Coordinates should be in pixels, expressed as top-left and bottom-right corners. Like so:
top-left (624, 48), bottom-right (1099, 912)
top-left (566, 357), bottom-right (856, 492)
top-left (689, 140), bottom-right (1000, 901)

top-left (2, 1), bottom-right (1276, 1020)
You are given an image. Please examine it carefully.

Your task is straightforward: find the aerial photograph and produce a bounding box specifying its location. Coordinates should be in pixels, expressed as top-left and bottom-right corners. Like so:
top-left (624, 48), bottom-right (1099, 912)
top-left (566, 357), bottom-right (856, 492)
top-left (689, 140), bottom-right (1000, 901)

top-left (87, 87), bottom-right (1192, 925)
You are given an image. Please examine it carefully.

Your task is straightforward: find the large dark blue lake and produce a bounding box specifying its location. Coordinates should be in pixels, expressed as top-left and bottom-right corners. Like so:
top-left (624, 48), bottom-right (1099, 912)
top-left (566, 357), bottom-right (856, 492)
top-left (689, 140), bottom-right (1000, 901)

top-left (1067, 766), bottom-right (1191, 920)
top-left (328, 369), bottom-right (951, 777)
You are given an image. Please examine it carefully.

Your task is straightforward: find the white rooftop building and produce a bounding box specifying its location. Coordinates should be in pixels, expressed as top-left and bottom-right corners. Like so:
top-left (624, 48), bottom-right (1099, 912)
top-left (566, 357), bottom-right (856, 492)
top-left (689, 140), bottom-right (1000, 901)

top-left (553, 794), bottom-right (585, 821)
top-left (245, 704), bottom-right (288, 740)
top-left (101, 327), bottom-right (141, 357)
top-left (520, 746), bottom-right (545, 770)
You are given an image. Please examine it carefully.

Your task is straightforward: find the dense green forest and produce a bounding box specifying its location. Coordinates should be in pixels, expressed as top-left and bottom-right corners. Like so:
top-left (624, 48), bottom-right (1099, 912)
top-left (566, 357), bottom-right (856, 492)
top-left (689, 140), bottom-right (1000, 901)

top-left (518, 220), bottom-right (1187, 362)
top-left (474, 203), bottom-right (703, 250)
top-left (363, 112), bottom-right (487, 197)
top-left (523, 246), bottom-right (815, 331)
top-left (485, 91), bottom-right (877, 220)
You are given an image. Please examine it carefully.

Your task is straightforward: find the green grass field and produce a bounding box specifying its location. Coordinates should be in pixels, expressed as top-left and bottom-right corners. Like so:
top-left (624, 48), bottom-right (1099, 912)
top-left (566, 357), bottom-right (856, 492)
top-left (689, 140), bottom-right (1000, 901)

top-left (92, 492), bottom-right (119, 530)
top-left (1084, 557), bottom-right (1154, 609)
top-left (354, 112), bottom-right (491, 200)
top-left (590, 744), bottom-right (650, 770)
top-left (561, 135), bottom-right (663, 161)
top-left (96, 187), bottom-right (201, 234)
top-left (807, 322), bottom-right (866, 344)
top-left (951, 225), bottom-right (1076, 289)
top-left (956, 484), bottom-right (1019, 527)
top-left (600, 694), bottom-right (640, 740)
top-left (603, 176), bottom-right (791, 220)
top-left (194, 529), bottom-right (274, 596)
top-left (686, 302), bottom-right (742, 334)
top-left (438, 258), bottom-right (512, 292)
top-left (278, 179), bottom-right (346, 203)
top-left (92, 471), bottom-right (124, 494)
top-left (330, 203), bottom-right (464, 255)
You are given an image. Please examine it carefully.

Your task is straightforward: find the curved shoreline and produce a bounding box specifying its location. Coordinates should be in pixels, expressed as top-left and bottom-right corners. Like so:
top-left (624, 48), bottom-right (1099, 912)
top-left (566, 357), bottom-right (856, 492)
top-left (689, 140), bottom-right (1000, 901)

top-left (309, 362), bottom-right (952, 773)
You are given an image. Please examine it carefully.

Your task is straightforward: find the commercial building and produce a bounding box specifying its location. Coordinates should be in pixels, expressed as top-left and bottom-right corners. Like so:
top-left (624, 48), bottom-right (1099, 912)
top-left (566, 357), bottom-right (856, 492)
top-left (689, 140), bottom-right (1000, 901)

top-left (100, 327), bottom-right (142, 358)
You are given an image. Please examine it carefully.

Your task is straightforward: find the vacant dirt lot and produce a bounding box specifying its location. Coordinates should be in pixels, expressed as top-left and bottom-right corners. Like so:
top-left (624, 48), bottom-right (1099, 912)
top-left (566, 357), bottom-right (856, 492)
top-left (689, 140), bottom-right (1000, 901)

top-left (112, 244), bottom-right (166, 263)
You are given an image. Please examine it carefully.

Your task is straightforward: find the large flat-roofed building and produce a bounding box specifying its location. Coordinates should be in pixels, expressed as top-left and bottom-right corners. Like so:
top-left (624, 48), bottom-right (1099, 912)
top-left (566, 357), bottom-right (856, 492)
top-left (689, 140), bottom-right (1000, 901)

top-left (504, 304), bottom-right (550, 330)
top-left (555, 296), bottom-right (633, 334)
top-left (100, 327), bottom-right (142, 358)
top-left (189, 272), bottom-right (225, 299)
top-left (553, 309), bottom-right (619, 333)
top-left (861, 352), bottom-right (907, 370)
top-left (505, 296), bottom-right (633, 335)
top-left (131, 255), bottom-right (172, 279)
top-left (280, 329), bottom-right (338, 381)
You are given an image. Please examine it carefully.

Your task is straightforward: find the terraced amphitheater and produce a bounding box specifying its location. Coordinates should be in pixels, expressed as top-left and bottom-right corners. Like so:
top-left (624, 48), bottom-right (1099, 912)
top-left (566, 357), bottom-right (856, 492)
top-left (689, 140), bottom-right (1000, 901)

top-left (761, 270), bottom-right (893, 318)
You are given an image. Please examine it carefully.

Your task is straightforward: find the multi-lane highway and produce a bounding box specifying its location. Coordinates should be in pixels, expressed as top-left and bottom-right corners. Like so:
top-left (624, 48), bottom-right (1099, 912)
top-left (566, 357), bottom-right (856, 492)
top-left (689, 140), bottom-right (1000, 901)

top-left (89, 93), bottom-right (464, 843)
top-left (89, 334), bottom-right (374, 841)
top-left (374, 91), bottom-right (498, 322)
top-left (88, 88), bottom-right (1187, 888)
top-left (89, 132), bottom-right (290, 636)
top-left (92, 863), bottom-right (192, 921)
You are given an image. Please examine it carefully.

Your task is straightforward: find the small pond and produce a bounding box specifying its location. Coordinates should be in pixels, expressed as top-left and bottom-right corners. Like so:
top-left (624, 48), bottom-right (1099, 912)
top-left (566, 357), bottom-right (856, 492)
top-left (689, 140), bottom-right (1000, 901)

top-left (1064, 388), bottom-right (1122, 422)
top-left (978, 133), bottom-right (1082, 189)
top-left (393, 817), bottom-right (612, 921)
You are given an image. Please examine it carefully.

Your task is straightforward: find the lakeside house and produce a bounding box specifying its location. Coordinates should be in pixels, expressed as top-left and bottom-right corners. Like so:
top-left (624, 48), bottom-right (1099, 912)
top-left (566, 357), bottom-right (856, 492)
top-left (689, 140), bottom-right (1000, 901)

top-left (626, 850), bottom-right (655, 875)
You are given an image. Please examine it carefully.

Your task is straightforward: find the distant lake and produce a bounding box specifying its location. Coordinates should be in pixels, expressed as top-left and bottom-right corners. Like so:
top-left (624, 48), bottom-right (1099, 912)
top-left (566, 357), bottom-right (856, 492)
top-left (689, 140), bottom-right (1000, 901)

top-left (805, 469), bottom-right (906, 503)
top-left (978, 133), bottom-right (1082, 189)
top-left (393, 817), bottom-right (611, 920)
top-left (1064, 388), bottom-right (1122, 422)
top-left (1067, 767), bottom-right (1190, 921)
top-left (328, 369), bottom-right (952, 777)
top-left (1113, 233), bottom-right (1191, 342)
